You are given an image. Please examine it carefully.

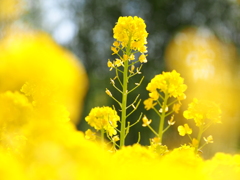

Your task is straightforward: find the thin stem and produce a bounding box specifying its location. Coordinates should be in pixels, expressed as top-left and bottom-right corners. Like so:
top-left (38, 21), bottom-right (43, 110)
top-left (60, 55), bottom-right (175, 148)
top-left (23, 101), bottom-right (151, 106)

top-left (119, 58), bottom-right (129, 148)
top-left (147, 125), bottom-right (159, 137)
top-left (162, 124), bottom-right (171, 134)
top-left (115, 68), bottom-right (123, 87)
top-left (126, 99), bottom-right (141, 118)
top-left (195, 125), bottom-right (204, 153)
top-left (158, 93), bottom-right (169, 143)
top-left (127, 76), bottom-right (144, 94)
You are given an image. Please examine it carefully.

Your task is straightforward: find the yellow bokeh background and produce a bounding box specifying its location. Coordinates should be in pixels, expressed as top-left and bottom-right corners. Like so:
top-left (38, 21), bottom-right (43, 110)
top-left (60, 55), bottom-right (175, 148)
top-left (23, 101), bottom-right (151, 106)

top-left (165, 27), bottom-right (240, 155)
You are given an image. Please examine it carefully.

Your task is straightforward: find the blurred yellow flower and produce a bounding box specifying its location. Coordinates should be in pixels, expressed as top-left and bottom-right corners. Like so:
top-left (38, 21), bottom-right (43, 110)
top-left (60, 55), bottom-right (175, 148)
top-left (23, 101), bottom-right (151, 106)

top-left (183, 98), bottom-right (222, 127)
top-left (85, 129), bottom-right (96, 141)
top-left (178, 124), bottom-right (192, 136)
top-left (0, 28), bottom-right (88, 123)
top-left (204, 135), bottom-right (214, 144)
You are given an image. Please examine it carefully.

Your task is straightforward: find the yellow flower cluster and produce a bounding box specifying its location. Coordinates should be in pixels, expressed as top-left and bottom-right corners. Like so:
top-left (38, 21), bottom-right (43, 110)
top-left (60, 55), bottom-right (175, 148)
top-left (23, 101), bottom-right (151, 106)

top-left (85, 106), bottom-right (120, 136)
top-left (183, 98), bottom-right (222, 126)
top-left (113, 16), bottom-right (148, 53)
top-left (146, 70), bottom-right (187, 99)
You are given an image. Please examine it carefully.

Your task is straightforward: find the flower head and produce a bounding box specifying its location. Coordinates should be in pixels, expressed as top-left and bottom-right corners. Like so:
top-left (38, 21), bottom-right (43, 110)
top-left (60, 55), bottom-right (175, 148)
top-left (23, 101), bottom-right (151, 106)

top-left (85, 106), bottom-right (120, 136)
top-left (113, 16), bottom-right (148, 53)
top-left (146, 70), bottom-right (187, 99)
top-left (183, 98), bottom-right (221, 127)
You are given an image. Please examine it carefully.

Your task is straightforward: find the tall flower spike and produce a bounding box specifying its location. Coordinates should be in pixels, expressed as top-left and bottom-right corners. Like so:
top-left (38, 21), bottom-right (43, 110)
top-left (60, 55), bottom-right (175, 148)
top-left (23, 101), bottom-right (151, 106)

top-left (113, 16), bottom-right (148, 52)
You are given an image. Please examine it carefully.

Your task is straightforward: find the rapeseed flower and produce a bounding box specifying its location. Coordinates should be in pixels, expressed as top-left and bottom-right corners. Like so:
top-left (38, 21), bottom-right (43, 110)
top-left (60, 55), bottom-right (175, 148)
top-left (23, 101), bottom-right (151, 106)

top-left (146, 70), bottom-right (187, 99)
top-left (178, 124), bottom-right (192, 136)
top-left (85, 106), bottom-right (120, 136)
top-left (183, 98), bottom-right (222, 126)
top-left (113, 16), bottom-right (148, 52)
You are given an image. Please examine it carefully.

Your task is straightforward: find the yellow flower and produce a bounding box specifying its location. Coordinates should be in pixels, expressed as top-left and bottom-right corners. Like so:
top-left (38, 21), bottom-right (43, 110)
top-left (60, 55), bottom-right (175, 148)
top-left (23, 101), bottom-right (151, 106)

top-left (112, 135), bottom-right (120, 142)
top-left (203, 135), bottom-right (213, 144)
top-left (146, 70), bottom-right (187, 99)
top-left (142, 115), bottom-right (152, 127)
top-left (0, 29), bottom-right (88, 124)
top-left (113, 41), bottom-right (120, 47)
top-left (85, 129), bottom-right (96, 141)
top-left (144, 98), bottom-right (156, 110)
top-left (113, 16), bottom-right (148, 52)
top-left (173, 103), bottom-right (181, 113)
top-left (183, 98), bottom-right (222, 127)
top-left (85, 106), bottom-right (120, 136)
top-left (178, 124), bottom-right (192, 136)
top-left (149, 90), bottom-right (159, 100)
top-left (111, 46), bottom-right (119, 55)
top-left (114, 58), bottom-right (123, 67)
top-left (139, 54), bottom-right (147, 63)
top-left (107, 60), bottom-right (114, 70)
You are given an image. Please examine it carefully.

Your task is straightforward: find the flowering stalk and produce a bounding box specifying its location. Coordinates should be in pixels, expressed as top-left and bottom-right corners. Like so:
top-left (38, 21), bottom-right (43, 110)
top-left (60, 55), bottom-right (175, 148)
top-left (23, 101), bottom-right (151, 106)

top-left (107, 16), bottom-right (148, 148)
top-left (143, 70), bottom-right (187, 145)
top-left (120, 53), bottom-right (129, 148)
top-left (178, 98), bottom-right (222, 153)
top-left (158, 94), bottom-right (169, 143)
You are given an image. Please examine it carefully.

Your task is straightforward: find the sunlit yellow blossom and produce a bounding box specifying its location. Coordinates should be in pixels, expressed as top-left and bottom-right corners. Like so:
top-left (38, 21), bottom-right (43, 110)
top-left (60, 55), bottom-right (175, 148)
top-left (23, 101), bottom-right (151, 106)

top-left (144, 98), bottom-right (156, 110)
top-left (146, 70), bottom-right (187, 99)
top-left (183, 98), bottom-right (222, 126)
top-left (173, 103), bottom-right (181, 113)
top-left (123, 54), bottom-right (129, 61)
top-left (107, 60), bottom-right (114, 70)
top-left (178, 124), bottom-right (192, 136)
top-left (114, 59), bottom-right (123, 67)
top-left (191, 138), bottom-right (199, 148)
top-left (112, 135), bottom-right (120, 142)
top-left (129, 54), bottom-right (135, 61)
top-left (159, 106), bottom-right (169, 113)
top-left (142, 115), bottom-right (152, 127)
top-left (85, 106), bottom-right (120, 136)
top-left (113, 16), bottom-right (148, 52)
top-left (139, 54), bottom-right (147, 63)
top-left (204, 135), bottom-right (213, 144)
top-left (85, 129), bottom-right (96, 141)
top-left (168, 115), bottom-right (175, 125)
top-left (149, 90), bottom-right (159, 100)
top-left (113, 41), bottom-right (120, 47)
top-left (111, 46), bottom-right (119, 54)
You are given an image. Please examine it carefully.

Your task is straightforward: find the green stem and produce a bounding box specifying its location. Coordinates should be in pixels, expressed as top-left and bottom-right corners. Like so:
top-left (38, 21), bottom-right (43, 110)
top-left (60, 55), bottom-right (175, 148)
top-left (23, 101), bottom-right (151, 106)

top-left (195, 125), bottom-right (203, 153)
top-left (158, 93), bottom-right (169, 144)
top-left (119, 58), bottom-right (129, 148)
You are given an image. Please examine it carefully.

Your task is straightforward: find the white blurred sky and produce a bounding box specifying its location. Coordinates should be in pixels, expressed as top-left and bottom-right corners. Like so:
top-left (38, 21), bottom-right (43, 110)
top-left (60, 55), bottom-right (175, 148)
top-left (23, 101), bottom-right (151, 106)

top-left (40, 1), bottom-right (78, 45)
